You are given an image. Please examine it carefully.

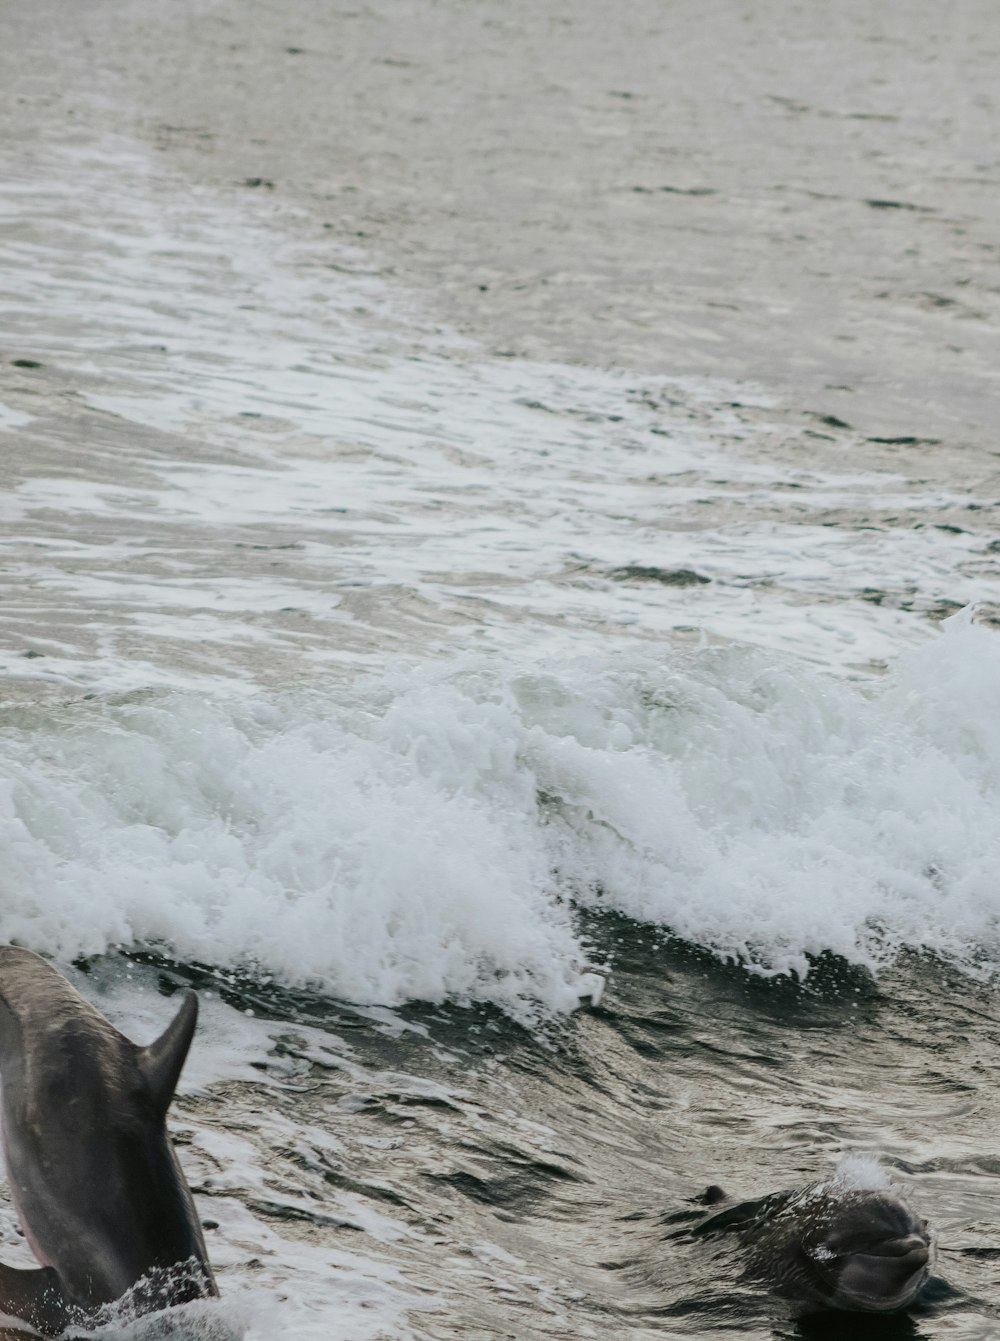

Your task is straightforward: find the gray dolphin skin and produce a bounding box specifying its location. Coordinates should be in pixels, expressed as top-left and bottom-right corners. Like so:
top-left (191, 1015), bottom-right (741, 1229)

top-left (0, 945), bottom-right (217, 1334)
top-left (695, 1181), bottom-right (933, 1315)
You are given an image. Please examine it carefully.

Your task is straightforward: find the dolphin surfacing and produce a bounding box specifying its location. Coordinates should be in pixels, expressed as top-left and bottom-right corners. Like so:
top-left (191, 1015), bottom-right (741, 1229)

top-left (693, 1180), bottom-right (933, 1315)
top-left (0, 946), bottom-right (217, 1333)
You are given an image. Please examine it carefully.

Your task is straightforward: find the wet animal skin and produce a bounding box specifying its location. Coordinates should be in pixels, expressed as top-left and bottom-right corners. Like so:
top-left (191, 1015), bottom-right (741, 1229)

top-left (696, 1182), bottom-right (933, 1315)
top-left (0, 946), bottom-right (217, 1334)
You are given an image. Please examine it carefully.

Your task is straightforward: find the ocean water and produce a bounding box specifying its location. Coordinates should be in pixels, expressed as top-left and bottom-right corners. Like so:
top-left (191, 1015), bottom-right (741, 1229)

top-left (4, 4), bottom-right (1000, 1338)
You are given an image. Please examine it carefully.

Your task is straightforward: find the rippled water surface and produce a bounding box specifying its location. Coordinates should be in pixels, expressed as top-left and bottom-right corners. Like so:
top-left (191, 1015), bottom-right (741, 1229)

top-left (3, 2), bottom-right (1000, 1338)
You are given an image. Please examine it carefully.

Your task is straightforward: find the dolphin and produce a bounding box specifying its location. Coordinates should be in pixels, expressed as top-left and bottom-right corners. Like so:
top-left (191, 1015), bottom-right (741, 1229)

top-left (691, 1180), bottom-right (933, 1315)
top-left (0, 945), bottom-right (217, 1334)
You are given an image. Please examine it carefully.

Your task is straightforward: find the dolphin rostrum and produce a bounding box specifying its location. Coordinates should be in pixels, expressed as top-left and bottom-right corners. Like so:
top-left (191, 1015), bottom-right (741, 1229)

top-left (0, 945), bottom-right (217, 1333)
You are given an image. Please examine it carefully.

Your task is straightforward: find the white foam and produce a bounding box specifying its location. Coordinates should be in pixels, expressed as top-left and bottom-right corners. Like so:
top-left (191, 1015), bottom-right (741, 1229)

top-left (2, 139), bottom-right (996, 695)
top-left (66, 1254), bottom-right (427, 1341)
top-left (3, 616), bottom-right (1000, 1017)
top-left (829, 1156), bottom-right (893, 1193)
top-left (0, 403), bottom-right (31, 432)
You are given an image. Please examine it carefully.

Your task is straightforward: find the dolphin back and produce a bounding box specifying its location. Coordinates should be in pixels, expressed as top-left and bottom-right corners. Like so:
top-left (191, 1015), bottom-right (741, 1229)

top-left (0, 946), bottom-right (218, 1318)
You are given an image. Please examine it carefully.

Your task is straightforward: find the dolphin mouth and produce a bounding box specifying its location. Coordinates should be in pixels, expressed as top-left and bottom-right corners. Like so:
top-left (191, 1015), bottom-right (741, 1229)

top-left (831, 1235), bottom-right (931, 1313)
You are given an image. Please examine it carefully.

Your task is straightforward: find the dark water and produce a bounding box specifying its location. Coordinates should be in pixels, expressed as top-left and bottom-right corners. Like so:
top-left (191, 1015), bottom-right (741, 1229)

top-left (122, 920), bottom-right (1000, 1340)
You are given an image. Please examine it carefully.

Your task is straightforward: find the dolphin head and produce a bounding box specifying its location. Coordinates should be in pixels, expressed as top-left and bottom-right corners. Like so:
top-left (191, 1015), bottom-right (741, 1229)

top-left (800, 1190), bottom-right (932, 1314)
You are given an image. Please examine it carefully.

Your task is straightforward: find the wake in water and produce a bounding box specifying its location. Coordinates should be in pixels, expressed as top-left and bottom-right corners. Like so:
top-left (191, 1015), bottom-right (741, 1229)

top-left (2, 613), bottom-right (1000, 1022)
top-left (4, 8), bottom-right (1000, 1329)
top-left (3, 630), bottom-right (1000, 1340)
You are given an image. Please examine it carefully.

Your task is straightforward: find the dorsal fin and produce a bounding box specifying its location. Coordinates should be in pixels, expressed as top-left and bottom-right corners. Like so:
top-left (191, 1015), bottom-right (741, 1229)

top-left (138, 990), bottom-right (199, 1113)
top-left (700, 1184), bottom-right (728, 1206)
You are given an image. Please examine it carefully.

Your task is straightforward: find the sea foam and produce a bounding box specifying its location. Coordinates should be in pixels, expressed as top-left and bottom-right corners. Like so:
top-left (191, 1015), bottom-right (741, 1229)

top-left (828, 1156), bottom-right (894, 1194)
top-left (2, 615), bottom-right (1000, 1019)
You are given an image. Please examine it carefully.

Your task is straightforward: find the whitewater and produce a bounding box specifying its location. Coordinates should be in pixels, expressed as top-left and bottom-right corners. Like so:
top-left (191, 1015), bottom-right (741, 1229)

top-left (3, 1), bottom-right (1000, 1337)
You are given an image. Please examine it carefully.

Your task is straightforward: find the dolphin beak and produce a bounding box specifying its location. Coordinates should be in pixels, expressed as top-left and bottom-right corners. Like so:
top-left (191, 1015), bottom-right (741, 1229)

top-left (834, 1234), bottom-right (931, 1312)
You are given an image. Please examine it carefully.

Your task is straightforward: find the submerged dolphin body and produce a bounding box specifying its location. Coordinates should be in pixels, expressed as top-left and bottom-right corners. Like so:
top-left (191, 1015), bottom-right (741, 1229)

top-left (0, 946), bottom-right (217, 1333)
top-left (694, 1181), bottom-right (933, 1315)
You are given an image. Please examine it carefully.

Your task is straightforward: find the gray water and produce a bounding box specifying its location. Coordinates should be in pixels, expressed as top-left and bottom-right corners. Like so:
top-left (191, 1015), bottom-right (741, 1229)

top-left (3, 2), bottom-right (1000, 1337)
